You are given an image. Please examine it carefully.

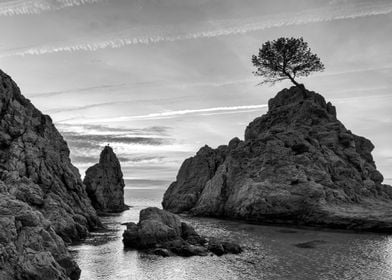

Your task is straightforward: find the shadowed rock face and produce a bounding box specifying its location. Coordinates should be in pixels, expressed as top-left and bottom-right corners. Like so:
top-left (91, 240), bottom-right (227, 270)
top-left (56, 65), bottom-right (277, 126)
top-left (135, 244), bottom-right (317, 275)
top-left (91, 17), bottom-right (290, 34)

top-left (162, 86), bottom-right (392, 232)
top-left (122, 207), bottom-right (241, 257)
top-left (83, 146), bottom-right (128, 213)
top-left (0, 70), bottom-right (101, 279)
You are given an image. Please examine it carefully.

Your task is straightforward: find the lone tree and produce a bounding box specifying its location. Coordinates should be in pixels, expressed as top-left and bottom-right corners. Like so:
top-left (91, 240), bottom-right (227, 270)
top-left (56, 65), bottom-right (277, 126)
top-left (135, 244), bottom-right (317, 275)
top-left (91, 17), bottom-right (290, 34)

top-left (252, 37), bottom-right (324, 86)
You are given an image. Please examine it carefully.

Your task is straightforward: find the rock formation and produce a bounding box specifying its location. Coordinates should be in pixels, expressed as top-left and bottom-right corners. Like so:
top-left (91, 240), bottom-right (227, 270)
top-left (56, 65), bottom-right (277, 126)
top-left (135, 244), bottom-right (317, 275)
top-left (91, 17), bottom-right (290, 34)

top-left (0, 70), bottom-right (101, 279)
top-left (122, 207), bottom-right (241, 257)
top-left (83, 146), bottom-right (128, 213)
top-left (163, 86), bottom-right (392, 232)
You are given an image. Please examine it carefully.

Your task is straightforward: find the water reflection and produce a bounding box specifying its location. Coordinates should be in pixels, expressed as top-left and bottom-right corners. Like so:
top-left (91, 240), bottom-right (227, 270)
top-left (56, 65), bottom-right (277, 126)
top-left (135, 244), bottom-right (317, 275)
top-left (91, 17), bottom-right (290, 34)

top-left (70, 188), bottom-right (392, 280)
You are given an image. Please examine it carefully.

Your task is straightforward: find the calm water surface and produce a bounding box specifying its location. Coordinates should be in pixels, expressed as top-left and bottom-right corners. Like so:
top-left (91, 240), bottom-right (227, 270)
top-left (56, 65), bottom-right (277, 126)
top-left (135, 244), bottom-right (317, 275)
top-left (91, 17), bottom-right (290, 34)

top-left (70, 188), bottom-right (392, 280)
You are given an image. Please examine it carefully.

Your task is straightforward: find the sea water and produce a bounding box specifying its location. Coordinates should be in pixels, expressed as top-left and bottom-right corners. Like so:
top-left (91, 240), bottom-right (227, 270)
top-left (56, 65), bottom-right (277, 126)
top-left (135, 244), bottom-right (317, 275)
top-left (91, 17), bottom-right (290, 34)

top-left (70, 187), bottom-right (392, 280)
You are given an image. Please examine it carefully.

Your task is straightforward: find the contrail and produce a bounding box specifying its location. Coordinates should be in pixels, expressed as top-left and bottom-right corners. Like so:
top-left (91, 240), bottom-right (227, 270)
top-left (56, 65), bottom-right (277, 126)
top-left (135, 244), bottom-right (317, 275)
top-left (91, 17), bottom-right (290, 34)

top-left (1, 1), bottom-right (391, 57)
top-left (0, 0), bottom-right (102, 16)
top-left (59, 104), bottom-right (268, 124)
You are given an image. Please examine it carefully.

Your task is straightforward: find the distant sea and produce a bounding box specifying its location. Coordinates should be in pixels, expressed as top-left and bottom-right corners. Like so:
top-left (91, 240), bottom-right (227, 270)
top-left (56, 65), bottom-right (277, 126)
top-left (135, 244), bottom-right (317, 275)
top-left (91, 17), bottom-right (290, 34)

top-left (70, 182), bottom-right (392, 280)
top-left (123, 178), bottom-right (172, 190)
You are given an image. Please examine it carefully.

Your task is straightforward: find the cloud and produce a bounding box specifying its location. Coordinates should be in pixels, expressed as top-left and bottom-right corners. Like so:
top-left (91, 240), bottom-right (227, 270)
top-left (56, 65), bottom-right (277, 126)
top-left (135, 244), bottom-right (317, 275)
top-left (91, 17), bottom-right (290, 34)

top-left (47, 101), bottom-right (125, 114)
top-left (25, 78), bottom-right (251, 103)
top-left (57, 123), bottom-right (170, 136)
top-left (27, 83), bottom-right (126, 98)
top-left (1, 1), bottom-right (392, 57)
top-left (0, 0), bottom-right (102, 16)
top-left (60, 104), bottom-right (268, 124)
top-left (63, 132), bottom-right (173, 146)
top-left (59, 125), bottom-right (173, 161)
top-left (71, 154), bottom-right (166, 164)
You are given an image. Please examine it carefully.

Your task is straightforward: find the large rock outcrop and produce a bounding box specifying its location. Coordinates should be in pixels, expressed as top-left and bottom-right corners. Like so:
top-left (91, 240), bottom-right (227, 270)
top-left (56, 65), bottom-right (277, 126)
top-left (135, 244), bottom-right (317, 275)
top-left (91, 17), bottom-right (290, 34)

top-left (122, 207), bottom-right (241, 257)
top-left (163, 86), bottom-right (392, 232)
top-left (83, 146), bottom-right (128, 213)
top-left (0, 70), bottom-right (100, 279)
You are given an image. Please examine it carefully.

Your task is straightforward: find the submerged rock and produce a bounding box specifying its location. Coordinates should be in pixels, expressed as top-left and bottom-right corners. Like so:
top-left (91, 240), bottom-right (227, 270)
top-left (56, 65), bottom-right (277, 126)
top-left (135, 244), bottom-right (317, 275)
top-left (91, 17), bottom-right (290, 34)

top-left (122, 207), bottom-right (241, 257)
top-left (83, 146), bottom-right (129, 213)
top-left (0, 70), bottom-right (101, 279)
top-left (162, 86), bottom-right (392, 232)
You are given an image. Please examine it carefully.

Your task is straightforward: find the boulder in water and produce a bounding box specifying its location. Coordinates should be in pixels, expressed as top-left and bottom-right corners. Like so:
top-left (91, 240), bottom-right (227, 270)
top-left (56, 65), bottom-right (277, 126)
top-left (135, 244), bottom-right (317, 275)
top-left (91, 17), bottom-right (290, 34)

top-left (122, 207), bottom-right (242, 257)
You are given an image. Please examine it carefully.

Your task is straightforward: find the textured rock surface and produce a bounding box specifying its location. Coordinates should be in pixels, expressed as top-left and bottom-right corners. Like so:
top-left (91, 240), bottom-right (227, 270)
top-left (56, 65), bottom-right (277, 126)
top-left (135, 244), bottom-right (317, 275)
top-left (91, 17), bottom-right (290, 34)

top-left (0, 70), bottom-right (101, 279)
top-left (122, 207), bottom-right (241, 257)
top-left (163, 86), bottom-right (392, 232)
top-left (0, 181), bottom-right (80, 280)
top-left (83, 146), bottom-right (128, 213)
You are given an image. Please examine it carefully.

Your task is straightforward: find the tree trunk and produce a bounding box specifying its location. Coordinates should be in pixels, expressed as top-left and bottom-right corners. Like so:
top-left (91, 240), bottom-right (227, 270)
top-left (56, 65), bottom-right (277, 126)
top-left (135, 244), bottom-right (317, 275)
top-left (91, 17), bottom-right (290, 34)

top-left (286, 73), bottom-right (299, 86)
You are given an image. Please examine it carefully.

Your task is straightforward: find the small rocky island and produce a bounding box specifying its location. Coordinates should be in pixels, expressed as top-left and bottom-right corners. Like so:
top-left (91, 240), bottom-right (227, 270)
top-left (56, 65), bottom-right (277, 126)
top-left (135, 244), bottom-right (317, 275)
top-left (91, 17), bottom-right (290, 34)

top-left (162, 86), bottom-right (392, 232)
top-left (0, 70), bottom-right (101, 279)
top-left (84, 146), bottom-right (129, 213)
top-left (122, 207), bottom-right (242, 257)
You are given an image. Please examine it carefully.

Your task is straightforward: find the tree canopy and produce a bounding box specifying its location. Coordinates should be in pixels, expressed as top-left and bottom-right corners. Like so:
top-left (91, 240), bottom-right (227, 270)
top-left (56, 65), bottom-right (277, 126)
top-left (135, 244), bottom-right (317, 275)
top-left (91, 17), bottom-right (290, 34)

top-left (252, 37), bottom-right (324, 86)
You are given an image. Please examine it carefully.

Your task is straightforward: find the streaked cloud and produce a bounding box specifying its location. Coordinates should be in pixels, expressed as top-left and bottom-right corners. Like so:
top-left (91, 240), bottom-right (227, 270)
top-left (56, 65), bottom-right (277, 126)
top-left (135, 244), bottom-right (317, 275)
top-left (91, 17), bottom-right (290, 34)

top-left (26, 79), bottom-right (253, 103)
top-left (71, 154), bottom-right (166, 165)
top-left (59, 124), bottom-right (172, 155)
top-left (1, 1), bottom-right (391, 57)
top-left (63, 133), bottom-right (172, 146)
top-left (57, 123), bottom-right (170, 136)
top-left (60, 104), bottom-right (268, 123)
top-left (61, 124), bottom-right (184, 175)
top-left (27, 83), bottom-right (126, 98)
top-left (0, 0), bottom-right (102, 16)
top-left (60, 124), bottom-right (172, 150)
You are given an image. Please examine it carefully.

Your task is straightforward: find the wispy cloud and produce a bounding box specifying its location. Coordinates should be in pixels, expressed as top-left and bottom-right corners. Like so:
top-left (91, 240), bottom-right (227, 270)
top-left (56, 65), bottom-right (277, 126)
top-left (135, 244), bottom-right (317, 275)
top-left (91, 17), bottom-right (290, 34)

top-left (0, 0), bottom-right (102, 16)
top-left (59, 124), bottom-right (172, 152)
top-left (61, 124), bottom-right (177, 168)
top-left (1, 1), bottom-right (391, 57)
top-left (60, 104), bottom-right (268, 124)
top-left (63, 133), bottom-right (172, 146)
top-left (71, 154), bottom-right (166, 165)
top-left (26, 83), bottom-right (126, 98)
top-left (57, 123), bottom-right (170, 136)
top-left (61, 124), bottom-right (190, 177)
top-left (26, 79), bottom-right (252, 101)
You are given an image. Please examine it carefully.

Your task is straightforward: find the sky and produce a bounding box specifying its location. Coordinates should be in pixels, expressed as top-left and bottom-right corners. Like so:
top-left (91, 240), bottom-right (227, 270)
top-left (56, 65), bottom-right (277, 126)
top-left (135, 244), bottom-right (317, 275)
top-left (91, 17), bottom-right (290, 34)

top-left (0, 0), bottom-right (391, 187)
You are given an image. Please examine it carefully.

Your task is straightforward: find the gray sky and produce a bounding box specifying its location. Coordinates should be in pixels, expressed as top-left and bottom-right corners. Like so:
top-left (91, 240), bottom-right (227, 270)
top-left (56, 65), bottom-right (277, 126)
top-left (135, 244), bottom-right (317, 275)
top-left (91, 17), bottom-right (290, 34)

top-left (0, 0), bottom-right (391, 186)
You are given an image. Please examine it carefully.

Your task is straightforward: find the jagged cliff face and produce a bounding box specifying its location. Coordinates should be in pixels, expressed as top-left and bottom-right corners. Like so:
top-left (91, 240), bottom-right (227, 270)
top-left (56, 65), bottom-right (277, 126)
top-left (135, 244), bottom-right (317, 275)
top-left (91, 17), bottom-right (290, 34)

top-left (163, 86), bottom-right (392, 232)
top-left (0, 70), bottom-right (100, 279)
top-left (83, 146), bottom-right (128, 213)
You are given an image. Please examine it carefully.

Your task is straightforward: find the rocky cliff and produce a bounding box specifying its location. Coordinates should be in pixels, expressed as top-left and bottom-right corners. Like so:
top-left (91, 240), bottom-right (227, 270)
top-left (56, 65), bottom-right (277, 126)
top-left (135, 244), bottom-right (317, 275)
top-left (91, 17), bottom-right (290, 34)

top-left (83, 146), bottom-right (128, 213)
top-left (0, 70), bottom-right (100, 279)
top-left (163, 86), bottom-right (392, 232)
